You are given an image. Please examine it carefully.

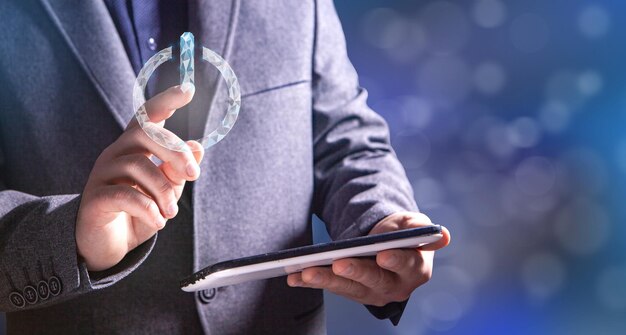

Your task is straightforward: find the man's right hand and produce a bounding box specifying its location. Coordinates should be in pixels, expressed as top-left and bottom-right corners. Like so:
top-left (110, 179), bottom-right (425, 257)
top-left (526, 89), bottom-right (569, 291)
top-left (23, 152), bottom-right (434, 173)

top-left (76, 85), bottom-right (203, 271)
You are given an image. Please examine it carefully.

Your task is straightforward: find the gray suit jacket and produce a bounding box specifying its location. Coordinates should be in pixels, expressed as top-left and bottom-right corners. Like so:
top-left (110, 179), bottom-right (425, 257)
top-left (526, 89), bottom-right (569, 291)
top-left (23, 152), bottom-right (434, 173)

top-left (0, 0), bottom-right (418, 334)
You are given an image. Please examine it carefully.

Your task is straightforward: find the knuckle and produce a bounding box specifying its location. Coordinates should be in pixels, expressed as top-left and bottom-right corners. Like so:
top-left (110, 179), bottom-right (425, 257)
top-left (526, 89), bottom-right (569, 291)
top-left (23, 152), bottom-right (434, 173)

top-left (143, 198), bottom-right (157, 213)
top-left (418, 261), bottom-right (432, 277)
top-left (369, 269), bottom-right (386, 287)
top-left (379, 278), bottom-right (399, 297)
top-left (423, 268), bottom-right (433, 282)
top-left (416, 267), bottom-right (433, 286)
top-left (370, 297), bottom-right (389, 307)
top-left (90, 189), bottom-right (110, 208)
top-left (408, 252), bottom-right (425, 271)
top-left (316, 273), bottom-right (328, 286)
top-left (402, 212), bottom-right (415, 222)
top-left (89, 187), bottom-right (105, 200)
top-left (157, 178), bottom-right (174, 195)
top-left (303, 270), bottom-right (321, 285)
top-left (391, 290), bottom-right (411, 302)
top-left (316, 274), bottom-right (340, 290)
top-left (340, 278), bottom-right (354, 293)
top-left (350, 265), bottom-right (365, 281)
top-left (322, 272), bottom-right (335, 286)
top-left (394, 252), bottom-right (408, 268)
top-left (317, 275), bottom-right (334, 286)
top-left (352, 286), bottom-right (368, 300)
top-left (112, 187), bottom-right (131, 202)
top-left (381, 272), bottom-right (395, 288)
top-left (124, 156), bottom-right (143, 174)
top-left (403, 251), bottom-right (416, 266)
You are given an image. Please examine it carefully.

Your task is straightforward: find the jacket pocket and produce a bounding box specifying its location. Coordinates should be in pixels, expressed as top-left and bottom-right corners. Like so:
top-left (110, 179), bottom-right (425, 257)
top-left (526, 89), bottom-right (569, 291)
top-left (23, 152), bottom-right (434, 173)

top-left (241, 79), bottom-right (310, 99)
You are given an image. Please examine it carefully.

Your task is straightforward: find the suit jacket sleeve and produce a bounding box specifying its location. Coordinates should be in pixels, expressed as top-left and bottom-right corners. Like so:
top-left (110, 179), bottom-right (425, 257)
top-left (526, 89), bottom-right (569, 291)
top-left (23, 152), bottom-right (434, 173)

top-left (0, 145), bottom-right (156, 312)
top-left (311, 0), bottom-right (419, 325)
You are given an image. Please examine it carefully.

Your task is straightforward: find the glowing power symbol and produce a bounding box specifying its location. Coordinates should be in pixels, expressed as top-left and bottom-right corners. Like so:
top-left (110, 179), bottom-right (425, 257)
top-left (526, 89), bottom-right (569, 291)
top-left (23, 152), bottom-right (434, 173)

top-left (133, 32), bottom-right (241, 152)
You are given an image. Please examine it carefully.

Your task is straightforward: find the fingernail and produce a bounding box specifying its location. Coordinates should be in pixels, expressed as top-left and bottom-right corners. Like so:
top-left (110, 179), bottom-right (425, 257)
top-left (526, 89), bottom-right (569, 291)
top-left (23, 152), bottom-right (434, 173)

top-left (167, 202), bottom-right (178, 217)
top-left (156, 216), bottom-right (167, 229)
top-left (290, 279), bottom-right (303, 287)
top-left (384, 255), bottom-right (399, 268)
top-left (186, 162), bottom-right (199, 177)
top-left (180, 82), bottom-right (195, 94)
top-left (339, 264), bottom-right (354, 276)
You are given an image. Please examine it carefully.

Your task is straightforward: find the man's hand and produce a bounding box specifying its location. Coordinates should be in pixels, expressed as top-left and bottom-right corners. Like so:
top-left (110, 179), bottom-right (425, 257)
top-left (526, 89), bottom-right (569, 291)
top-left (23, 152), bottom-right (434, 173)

top-left (287, 212), bottom-right (451, 307)
top-left (76, 85), bottom-right (204, 271)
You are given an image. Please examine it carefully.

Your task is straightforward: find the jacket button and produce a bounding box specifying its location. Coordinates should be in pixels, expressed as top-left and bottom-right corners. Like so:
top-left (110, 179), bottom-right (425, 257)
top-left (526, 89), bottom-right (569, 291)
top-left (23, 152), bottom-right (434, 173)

top-left (37, 280), bottom-right (50, 300)
top-left (198, 288), bottom-right (217, 304)
top-left (22, 285), bottom-right (38, 304)
top-left (9, 291), bottom-right (26, 308)
top-left (48, 276), bottom-right (62, 296)
top-left (147, 37), bottom-right (157, 51)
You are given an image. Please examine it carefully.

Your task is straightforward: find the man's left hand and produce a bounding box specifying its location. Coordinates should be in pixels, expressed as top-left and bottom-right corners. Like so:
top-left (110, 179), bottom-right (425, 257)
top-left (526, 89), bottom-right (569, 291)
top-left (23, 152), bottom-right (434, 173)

top-left (287, 212), bottom-right (451, 306)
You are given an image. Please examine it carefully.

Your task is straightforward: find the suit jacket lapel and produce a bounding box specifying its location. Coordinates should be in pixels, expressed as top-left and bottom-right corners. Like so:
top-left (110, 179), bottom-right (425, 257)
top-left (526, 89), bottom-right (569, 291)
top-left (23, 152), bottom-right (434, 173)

top-left (40, 0), bottom-right (136, 129)
top-left (188, 0), bottom-right (241, 140)
top-left (39, 0), bottom-right (240, 135)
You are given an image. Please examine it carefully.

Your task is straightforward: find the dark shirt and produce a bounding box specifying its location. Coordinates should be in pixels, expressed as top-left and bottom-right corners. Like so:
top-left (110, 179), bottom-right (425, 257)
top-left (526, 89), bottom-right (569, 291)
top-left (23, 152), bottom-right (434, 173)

top-left (104, 0), bottom-right (187, 89)
top-left (104, 0), bottom-right (189, 139)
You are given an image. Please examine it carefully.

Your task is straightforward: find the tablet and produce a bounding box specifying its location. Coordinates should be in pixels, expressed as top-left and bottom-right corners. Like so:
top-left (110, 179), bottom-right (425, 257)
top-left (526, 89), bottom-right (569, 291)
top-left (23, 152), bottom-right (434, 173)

top-left (180, 225), bottom-right (443, 292)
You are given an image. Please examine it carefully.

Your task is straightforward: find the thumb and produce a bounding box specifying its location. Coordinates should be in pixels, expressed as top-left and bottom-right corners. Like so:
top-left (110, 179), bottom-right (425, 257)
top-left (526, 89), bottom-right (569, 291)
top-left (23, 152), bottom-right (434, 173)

top-left (419, 226), bottom-right (451, 251)
top-left (186, 140), bottom-right (205, 163)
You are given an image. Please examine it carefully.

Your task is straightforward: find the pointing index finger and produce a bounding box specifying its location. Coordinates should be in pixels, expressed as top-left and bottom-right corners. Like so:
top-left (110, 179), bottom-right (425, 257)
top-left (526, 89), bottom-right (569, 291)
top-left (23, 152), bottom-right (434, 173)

top-left (127, 85), bottom-right (195, 130)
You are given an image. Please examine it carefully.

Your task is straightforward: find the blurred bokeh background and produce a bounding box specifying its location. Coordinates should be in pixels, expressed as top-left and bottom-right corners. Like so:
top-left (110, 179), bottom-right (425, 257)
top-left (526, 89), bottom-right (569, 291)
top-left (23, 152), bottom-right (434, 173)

top-left (316, 0), bottom-right (626, 334)
top-left (2, 0), bottom-right (624, 334)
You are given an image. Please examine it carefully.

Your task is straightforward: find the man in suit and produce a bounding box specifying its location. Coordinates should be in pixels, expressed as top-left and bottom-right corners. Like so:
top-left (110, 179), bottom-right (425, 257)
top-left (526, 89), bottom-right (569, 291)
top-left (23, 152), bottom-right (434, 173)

top-left (0, 0), bottom-right (450, 334)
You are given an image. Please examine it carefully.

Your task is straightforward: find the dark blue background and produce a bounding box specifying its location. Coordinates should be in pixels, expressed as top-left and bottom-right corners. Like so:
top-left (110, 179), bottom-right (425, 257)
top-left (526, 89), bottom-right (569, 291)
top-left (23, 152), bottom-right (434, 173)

top-left (321, 1), bottom-right (626, 334)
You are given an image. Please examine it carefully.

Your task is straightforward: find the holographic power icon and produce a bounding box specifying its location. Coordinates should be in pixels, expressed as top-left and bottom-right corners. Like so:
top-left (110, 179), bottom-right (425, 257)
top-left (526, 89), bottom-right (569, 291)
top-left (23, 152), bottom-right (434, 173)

top-left (133, 32), bottom-right (241, 152)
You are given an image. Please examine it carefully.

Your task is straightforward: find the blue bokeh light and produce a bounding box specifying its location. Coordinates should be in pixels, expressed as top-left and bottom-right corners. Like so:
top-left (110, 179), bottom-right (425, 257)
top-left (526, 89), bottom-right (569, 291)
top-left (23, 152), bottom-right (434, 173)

top-left (323, 0), bottom-right (626, 334)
